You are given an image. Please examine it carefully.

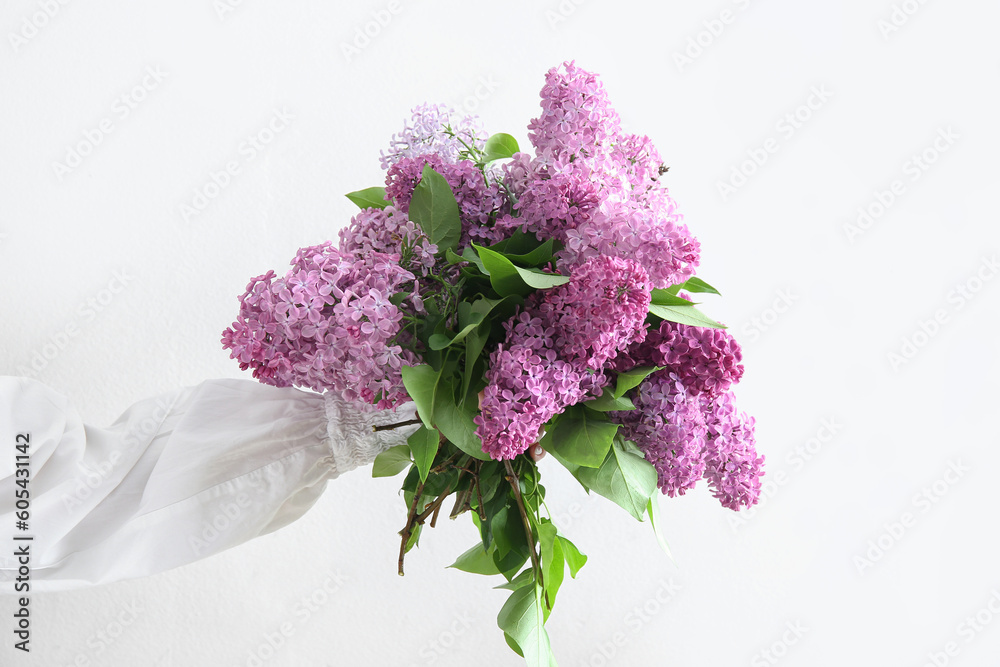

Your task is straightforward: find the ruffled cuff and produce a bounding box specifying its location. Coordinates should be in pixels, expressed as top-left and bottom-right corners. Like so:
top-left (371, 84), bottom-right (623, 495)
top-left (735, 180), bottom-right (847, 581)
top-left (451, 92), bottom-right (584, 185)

top-left (324, 394), bottom-right (420, 477)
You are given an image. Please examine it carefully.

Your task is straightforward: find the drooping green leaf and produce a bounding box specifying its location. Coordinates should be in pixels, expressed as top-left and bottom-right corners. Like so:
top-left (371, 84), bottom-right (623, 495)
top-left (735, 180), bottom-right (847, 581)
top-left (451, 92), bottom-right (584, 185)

top-left (400, 364), bottom-right (441, 429)
top-left (647, 495), bottom-right (676, 564)
top-left (505, 633), bottom-right (525, 658)
top-left (474, 244), bottom-right (569, 297)
top-left (430, 297), bottom-right (507, 351)
top-left (538, 521), bottom-right (565, 620)
top-left (434, 378), bottom-right (490, 461)
top-left (612, 366), bottom-right (661, 399)
top-left (409, 165), bottom-right (462, 252)
top-left (487, 228), bottom-right (543, 256)
top-left (462, 322), bottom-right (488, 402)
top-left (679, 276), bottom-right (721, 296)
top-left (557, 536), bottom-right (587, 578)
top-left (576, 440), bottom-right (658, 520)
top-left (648, 302), bottom-right (726, 329)
top-left (450, 542), bottom-right (502, 575)
top-left (498, 237), bottom-right (558, 268)
top-left (371, 444), bottom-right (411, 478)
top-left (345, 186), bottom-right (389, 210)
top-left (407, 425), bottom-right (440, 483)
top-left (495, 568), bottom-right (534, 591)
top-left (497, 584), bottom-right (556, 667)
top-left (492, 505), bottom-right (528, 559)
top-left (545, 404), bottom-right (618, 468)
top-left (483, 133), bottom-right (520, 163)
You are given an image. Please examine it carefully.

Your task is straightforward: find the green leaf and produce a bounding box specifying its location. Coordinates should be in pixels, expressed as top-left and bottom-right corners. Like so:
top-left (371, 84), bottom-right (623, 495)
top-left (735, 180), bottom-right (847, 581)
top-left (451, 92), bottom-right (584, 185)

top-left (648, 302), bottom-right (726, 329)
top-left (492, 506), bottom-right (528, 559)
top-left (650, 289), bottom-right (698, 306)
top-left (576, 440), bottom-right (658, 520)
top-left (612, 366), bottom-right (661, 399)
top-left (495, 568), bottom-right (534, 591)
top-left (504, 633), bottom-right (525, 657)
top-left (460, 245), bottom-right (488, 273)
top-left (462, 323), bottom-right (488, 402)
top-left (497, 237), bottom-right (558, 268)
top-left (538, 521), bottom-right (565, 620)
top-left (545, 404), bottom-right (619, 468)
top-left (345, 186), bottom-right (389, 210)
top-left (474, 244), bottom-right (569, 297)
top-left (430, 297), bottom-right (506, 351)
top-left (407, 425), bottom-right (440, 483)
top-left (483, 133), bottom-right (520, 163)
top-left (450, 543), bottom-right (502, 576)
top-left (679, 276), bottom-right (721, 296)
top-left (585, 390), bottom-right (636, 412)
top-left (647, 496), bottom-right (676, 564)
top-left (371, 445), bottom-right (411, 478)
top-left (557, 536), bottom-right (587, 578)
top-left (409, 165), bottom-right (462, 252)
top-left (497, 584), bottom-right (555, 667)
top-left (433, 378), bottom-right (490, 461)
top-left (400, 364), bottom-right (440, 429)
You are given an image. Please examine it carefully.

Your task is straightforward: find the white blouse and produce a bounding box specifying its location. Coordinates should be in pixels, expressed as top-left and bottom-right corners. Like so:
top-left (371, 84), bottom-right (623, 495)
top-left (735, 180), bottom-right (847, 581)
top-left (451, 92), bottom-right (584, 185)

top-left (0, 377), bottom-right (418, 592)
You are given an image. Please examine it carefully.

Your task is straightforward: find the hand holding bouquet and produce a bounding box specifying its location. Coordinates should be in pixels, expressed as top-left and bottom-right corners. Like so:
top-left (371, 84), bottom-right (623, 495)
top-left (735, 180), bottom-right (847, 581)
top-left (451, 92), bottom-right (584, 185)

top-left (223, 61), bottom-right (763, 664)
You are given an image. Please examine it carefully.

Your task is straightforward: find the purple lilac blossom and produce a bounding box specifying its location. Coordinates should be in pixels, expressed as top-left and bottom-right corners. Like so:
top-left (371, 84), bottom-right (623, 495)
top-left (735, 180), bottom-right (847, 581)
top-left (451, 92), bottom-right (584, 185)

top-left (385, 153), bottom-right (507, 247)
top-left (475, 256), bottom-right (651, 460)
top-left (700, 390), bottom-right (763, 510)
top-left (611, 372), bottom-right (707, 497)
top-left (222, 242), bottom-right (417, 410)
top-left (502, 61), bottom-right (701, 288)
top-left (611, 320), bottom-right (744, 398)
top-left (338, 205), bottom-right (438, 278)
top-left (379, 103), bottom-right (486, 170)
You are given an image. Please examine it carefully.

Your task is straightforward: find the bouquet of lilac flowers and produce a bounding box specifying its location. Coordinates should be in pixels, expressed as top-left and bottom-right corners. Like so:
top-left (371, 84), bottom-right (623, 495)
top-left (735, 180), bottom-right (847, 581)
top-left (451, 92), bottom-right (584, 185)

top-left (223, 61), bottom-right (763, 665)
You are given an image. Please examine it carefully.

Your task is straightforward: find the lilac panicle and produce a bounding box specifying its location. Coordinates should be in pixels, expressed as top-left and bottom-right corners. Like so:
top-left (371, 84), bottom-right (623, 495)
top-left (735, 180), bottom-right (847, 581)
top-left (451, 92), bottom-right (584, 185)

top-left (222, 243), bottom-right (417, 410)
top-left (475, 256), bottom-right (652, 460)
top-left (612, 372), bottom-right (707, 497)
top-left (701, 390), bottom-right (764, 510)
top-left (379, 103), bottom-right (486, 170)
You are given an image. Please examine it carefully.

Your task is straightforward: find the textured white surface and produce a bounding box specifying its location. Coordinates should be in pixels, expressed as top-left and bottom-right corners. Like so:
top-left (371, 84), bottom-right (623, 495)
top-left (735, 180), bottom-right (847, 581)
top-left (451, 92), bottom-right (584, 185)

top-left (2, 1), bottom-right (999, 665)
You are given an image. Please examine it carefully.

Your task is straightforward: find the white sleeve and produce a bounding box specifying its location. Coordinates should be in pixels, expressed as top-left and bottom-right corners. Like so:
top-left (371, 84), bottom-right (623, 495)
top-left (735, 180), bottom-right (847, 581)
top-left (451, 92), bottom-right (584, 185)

top-left (0, 377), bottom-right (418, 592)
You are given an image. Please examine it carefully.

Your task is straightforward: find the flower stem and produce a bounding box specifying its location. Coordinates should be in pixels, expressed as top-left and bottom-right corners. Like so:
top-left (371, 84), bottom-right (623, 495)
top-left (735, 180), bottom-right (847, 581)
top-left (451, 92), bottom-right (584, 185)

top-left (374, 418), bottom-right (422, 432)
top-left (504, 460), bottom-right (549, 609)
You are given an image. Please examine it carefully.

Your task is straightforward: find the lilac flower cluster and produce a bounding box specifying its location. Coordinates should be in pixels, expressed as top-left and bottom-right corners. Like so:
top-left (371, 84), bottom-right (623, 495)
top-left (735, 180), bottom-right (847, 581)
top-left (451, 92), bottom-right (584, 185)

top-left (475, 256), bottom-right (651, 460)
top-left (379, 103), bottom-right (486, 170)
top-left (612, 319), bottom-right (744, 398)
top-left (385, 153), bottom-right (506, 246)
top-left (338, 205), bottom-right (438, 279)
top-left (500, 61), bottom-right (701, 289)
top-left (610, 321), bottom-right (762, 510)
top-left (222, 242), bottom-right (418, 410)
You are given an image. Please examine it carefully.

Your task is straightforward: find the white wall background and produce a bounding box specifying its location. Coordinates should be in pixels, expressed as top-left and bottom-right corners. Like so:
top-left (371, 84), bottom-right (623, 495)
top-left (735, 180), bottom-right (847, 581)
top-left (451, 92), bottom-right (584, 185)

top-left (2, 1), bottom-right (998, 665)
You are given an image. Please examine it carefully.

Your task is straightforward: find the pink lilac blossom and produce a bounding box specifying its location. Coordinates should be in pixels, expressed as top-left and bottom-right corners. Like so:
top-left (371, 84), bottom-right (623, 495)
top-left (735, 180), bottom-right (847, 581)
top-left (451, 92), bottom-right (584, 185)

top-left (611, 319), bottom-right (744, 398)
top-left (475, 256), bottom-right (652, 460)
top-left (527, 61), bottom-right (622, 163)
top-left (379, 103), bottom-right (486, 170)
top-left (222, 243), bottom-right (418, 410)
top-left (608, 372), bottom-right (762, 509)
top-left (385, 153), bottom-right (507, 247)
top-left (700, 390), bottom-right (763, 510)
top-left (501, 61), bottom-right (700, 288)
top-left (611, 372), bottom-right (707, 497)
top-left (338, 206), bottom-right (438, 278)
